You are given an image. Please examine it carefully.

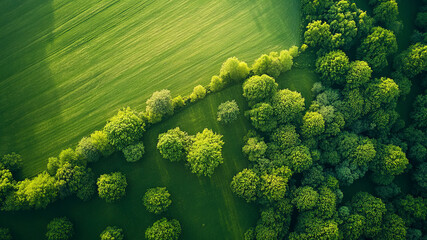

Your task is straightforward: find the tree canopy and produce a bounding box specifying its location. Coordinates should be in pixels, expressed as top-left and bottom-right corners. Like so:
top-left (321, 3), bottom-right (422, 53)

top-left (143, 187), bottom-right (172, 214)
top-left (145, 218), bottom-right (181, 240)
top-left (97, 172), bottom-right (127, 203)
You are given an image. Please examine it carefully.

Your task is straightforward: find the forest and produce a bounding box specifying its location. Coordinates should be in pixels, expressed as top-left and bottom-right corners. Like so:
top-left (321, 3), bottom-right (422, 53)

top-left (0, 0), bottom-right (426, 239)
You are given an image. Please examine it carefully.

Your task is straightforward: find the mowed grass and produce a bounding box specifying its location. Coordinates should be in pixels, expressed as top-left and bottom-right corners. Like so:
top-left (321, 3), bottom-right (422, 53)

top-left (0, 0), bottom-right (301, 177)
top-left (0, 70), bottom-right (317, 239)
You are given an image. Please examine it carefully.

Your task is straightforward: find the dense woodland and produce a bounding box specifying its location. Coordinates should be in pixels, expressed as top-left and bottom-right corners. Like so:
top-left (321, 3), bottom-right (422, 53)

top-left (0, 0), bottom-right (426, 239)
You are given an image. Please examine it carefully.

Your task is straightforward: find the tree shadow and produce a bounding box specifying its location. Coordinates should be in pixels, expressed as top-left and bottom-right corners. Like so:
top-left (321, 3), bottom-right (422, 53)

top-left (0, 0), bottom-right (63, 178)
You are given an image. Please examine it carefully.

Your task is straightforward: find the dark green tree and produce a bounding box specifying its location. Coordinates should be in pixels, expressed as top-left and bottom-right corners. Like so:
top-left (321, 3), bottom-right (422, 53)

top-left (230, 168), bottom-right (259, 202)
top-left (143, 187), bottom-right (172, 214)
top-left (0, 153), bottom-right (23, 172)
top-left (46, 217), bottom-right (73, 240)
top-left (122, 142), bottom-right (144, 162)
top-left (245, 103), bottom-right (277, 132)
top-left (100, 226), bottom-right (124, 240)
top-left (145, 218), bottom-right (181, 240)
top-left (97, 172), bottom-right (127, 203)
top-left (292, 186), bottom-right (319, 211)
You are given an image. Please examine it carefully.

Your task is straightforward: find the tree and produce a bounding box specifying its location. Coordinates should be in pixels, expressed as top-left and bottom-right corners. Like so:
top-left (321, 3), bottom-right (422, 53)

top-left (90, 130), bottom-right (114, 156)
top-left (219, 57), bottom-right (250, 84)
top-left (304, 20), bottom-right (337, 49)
top-left (0, 153), bottom-right (23, 172)
top-left (351, 192), bottom-right (386, 238)
top-left (326, 0), bottom-right (359, 48)
top-left (340, 214), bottom-right (365, 240)
top-left (292, 186), bottom-right (319, 211)
top-left (396, 195), bottom-right (426, 225)
top-left (301, 111), bottom-right (325, 138)
top-left (412, 94), bottom-right (427, 129)
top-left (245, 103), bottom-right (277, 132)
top-left (230, 168), bottom-right (259, 202)
top-left (145, 218), bottom-right (181, 240)
top-left (285, 146), bottom-right (313, 173)
top-left (46, 217), bottom-right (73, 240)
top-left (76, 137), bottom-right (100, 162)
top-left (243, 75), bottom-right (278, 106)
top-left (97, 172), bottom-right (127, 203)
top-left (157, 127), bottom-right (191, 162)
top-left (242, 137), bottom-right (267, 162)
top-left (373, 0), bottom-right (399, 26)
top-left (252, 54), bottom-right (282, 78)
top-left (122, 142), bottom-right (144, 162)
top-left (103, 107), bottom-right (145, 150)
top-left (145, 89), bottom-right (174, 122)
top-left (379, 213), bottom-right (407, 240)
top-left (316, 50), bottom-right (350, 86)
top-left (0, 228), bottom-right (11, 240)
top-left (357, 27), bottom-right (398, 70)
top-left (55, 162), bottom-right (95, 200)
top-left (143, 187), bottom-right (172, 214)
top-left (209, 75), bottom-right (225, 92)
top-left (0, 169), bottom-right (14, 201)
top-left (270, 125), bottom-right (300, 150)
top-left (260, 166), bottom-right (292, 202)
top-left (187, 129), bottom-right (224, 177)
top-left (346, 60), bottom-right (372, 89)
top-left (366, 77), bottom-right (400, 111)
top-left (100, 226), bottom-right (124, 240)
top-left (375, 144), bottom-right (408, 176)
top-left (272, 89), bottom-right (305, 124)
top-left (217, 100), bottom-right (239, 124)
top-left (172, 95), bottom-right (185, 109)
top-left (189, 85), bottom-right (206, 102)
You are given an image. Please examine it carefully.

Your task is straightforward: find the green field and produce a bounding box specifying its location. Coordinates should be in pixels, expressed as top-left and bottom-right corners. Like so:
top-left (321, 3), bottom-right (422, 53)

top-left (0, 70), bottom-right (317, 239)
top-left (0, 0), bottom-right (301, 177)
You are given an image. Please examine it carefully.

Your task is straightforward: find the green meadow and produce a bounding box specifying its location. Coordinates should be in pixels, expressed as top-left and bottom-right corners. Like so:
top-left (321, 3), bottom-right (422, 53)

top-left (0, 0), bottom-right (301, 177)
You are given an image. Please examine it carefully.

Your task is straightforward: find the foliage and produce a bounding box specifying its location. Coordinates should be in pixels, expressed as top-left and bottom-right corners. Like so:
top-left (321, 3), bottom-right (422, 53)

top-left (76, 137), bottom-right (100, 162)
top-left (186, 129), bottom-right (224, 177)
top-left (375, 144), bottom-right (408, 176)
top-left (252, 53), bottom-right (281, 78)
top-left (143, 187), bottom-right (172, 214)
top-left (270, 125), bottom-right (300, 150)
top-left (146, 89), bottom-right (174, 122)
top-left (189, 85), bottom-right (207, 102)
top-left (316, 50), bottom-right (350, 86)
top-left (0, 153), bottom-right (23, 172)
top-left (325, 0), bottom-right (359, 48)
top-left (122, 142), bottom-right (145, 162)
top-left (292, 186), bottom-right (319, 211)
top-left (100, 226), bottom-right (124, 240)
top-left (271, 89), bottom-right (305, 124)
top-left (104, 107), bottom-right (145, 150)
top-left (172, 95), bottom-right (185, 109)
top-left (304, 20), bottom-right (337, 50)
top-left (340, 213), bottom-right (365, 240)
top-left (230, 168), bottom-right (259, 202)
top-left (157, 127), bottom-right (191, 162)
top-left (379, 213), bottom-right (407, 240)
top-left (145, 218), bottom-right (181, 240)
top-left (412, 94), bottom-right (427, 129)
top-left (90, 130), bottom-right (114, 156)
top-left (396, 195), bottom-right (427, 225)
top-left (97, 172), bottom-right (127, 203)
top-left (351, 192), bottom-right (386, 238)
top-left (357, 27), bottom-right (398, 70)
top-left (217, 100), bottom-right (239, 124)
top-left (209, 75), bottom-right (225, 92)
top-left (373, 0), bottom-right (399, 26)
top-left (243, 75), bottom-right (278, 106)
top-left (219, 57), bottom-right (250, 85)
top-left (260, 166), bottom-right (292, 202)
top-left (242, 137), bottom-right (267, 162)
top-left (0, 169), bottom-right (14, 201)
top-left (301, 111), bottom-right (325, 138)
top-left (285, 146), bottom-right (313, 173)
top-left (245, 103), bottom-right (277, 132)
top-left (0, 228), bottom-right (11, 240)
top-left (346, 60), bottom-right (372, 89)
top-left (46, 217), bottom-right (73, 240)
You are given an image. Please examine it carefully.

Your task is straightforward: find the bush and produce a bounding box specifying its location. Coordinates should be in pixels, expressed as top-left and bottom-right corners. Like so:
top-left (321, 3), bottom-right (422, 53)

top-left (122, 142), bottom-right (144, 162)
top-left (143, 187), bottom-right (172, 214)
top-left (189, 85), bottom-right (207, 102)
top-left (46, 217), bottom-right (73, 240)
top-left (217, 100), bottom-right (240, 124)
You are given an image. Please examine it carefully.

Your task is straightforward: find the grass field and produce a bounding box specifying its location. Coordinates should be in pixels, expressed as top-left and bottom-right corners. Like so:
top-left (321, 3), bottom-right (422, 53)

top-left (0, 0), bottom-right (302, 177)
top-left (0, 69), bottom-right (317, 239)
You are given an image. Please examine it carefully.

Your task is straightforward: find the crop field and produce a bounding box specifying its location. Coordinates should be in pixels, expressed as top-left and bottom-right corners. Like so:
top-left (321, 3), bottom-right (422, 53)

top-left (0, 0), bottom-right (301, 177)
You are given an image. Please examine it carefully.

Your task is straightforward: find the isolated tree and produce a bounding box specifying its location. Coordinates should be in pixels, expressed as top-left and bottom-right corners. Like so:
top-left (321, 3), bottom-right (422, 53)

top-left (230, 168), bottom-right (259, 202)
top-left (97, 172), bottom-right (127, 203)
top-left (145, 218), bottom-right (181, 240)
top-left (0, 153), bottom-right (23, 172)
top-left (46, 217), bottom-right (73, 240)
top-left (189, 85), bottom-right (207, 102)
top-left (217, 100), bottom-right (239, 124)
top-left (219, 57), bottom-right (250, 84)
top-left (272, 89), bottom-right (305, 124)
top-left (187, 129), bottom-right (224, 177)
top-left (346, 60), bottom-right (372, 89)
top-left (316, 50), bottom-right (350, 86)
top-left (243, 75), bottom-right (278, 106)
top-left (143, 187), bottom-right (172, 214)
top-left (100, 226), bottom-right (124, 240)
top-left (245, 103), bottom-right (277, 132)
top-left (292, 186), bottom-right (319, 211)
top-left (104, 107), bottom-right (145, 150)
top-left (301, 111), bottom-right (325, 138)
top-left (242, 137), bottom-right (268, 162)
top-left (357, 27), bottom-right (398, 70)
top-left (122, 142), bottom-right (144, 162)
top-left (76, 137), bottom-right (100, 162)
top-left (146, 89), bottom-right (174, 122)
top-left (157, 127), bottom-right (191, 162)
top-left (396, 43), bottom-right (427, 78)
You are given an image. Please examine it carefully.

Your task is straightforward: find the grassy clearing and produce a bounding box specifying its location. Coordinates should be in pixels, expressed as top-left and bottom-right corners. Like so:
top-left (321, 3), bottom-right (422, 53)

top-left (0, 0), bottom-right (301, 177)
top-left (0, 68), bottom-right (317, 239)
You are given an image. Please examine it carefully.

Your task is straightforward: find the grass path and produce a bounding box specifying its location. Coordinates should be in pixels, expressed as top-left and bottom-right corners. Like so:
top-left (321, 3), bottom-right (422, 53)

top-left (0, 0), bottom-right (301, 177)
